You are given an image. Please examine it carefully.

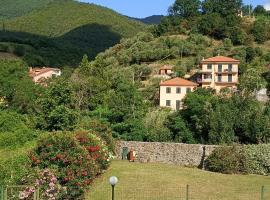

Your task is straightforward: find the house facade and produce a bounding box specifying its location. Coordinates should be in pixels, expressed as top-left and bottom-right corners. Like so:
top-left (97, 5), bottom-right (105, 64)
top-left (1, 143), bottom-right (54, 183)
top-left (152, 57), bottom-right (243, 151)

top-left (198, 56), bottom-right (240, 92)
top-left (159, 65), bottom-right (173, 75)
top-left (160, 77), bottom-right (198, 110)
top-left (29, 67), bottom-right (61, 84)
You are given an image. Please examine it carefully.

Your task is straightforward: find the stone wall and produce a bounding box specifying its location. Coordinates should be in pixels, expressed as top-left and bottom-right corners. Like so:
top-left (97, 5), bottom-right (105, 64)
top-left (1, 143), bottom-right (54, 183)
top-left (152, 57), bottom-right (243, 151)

top-left (115, 141), bottom-right (217, 167)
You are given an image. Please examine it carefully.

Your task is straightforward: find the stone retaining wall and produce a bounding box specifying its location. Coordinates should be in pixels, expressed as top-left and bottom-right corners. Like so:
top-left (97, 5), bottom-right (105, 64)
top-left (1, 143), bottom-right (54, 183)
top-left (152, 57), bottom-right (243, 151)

top-left (115, 141), bottom-right (217, 167)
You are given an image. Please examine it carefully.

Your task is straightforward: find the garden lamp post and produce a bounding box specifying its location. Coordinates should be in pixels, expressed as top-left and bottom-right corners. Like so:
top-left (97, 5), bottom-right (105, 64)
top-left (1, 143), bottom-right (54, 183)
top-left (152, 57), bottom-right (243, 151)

top-left (109, 176), bottom-right (118, 200)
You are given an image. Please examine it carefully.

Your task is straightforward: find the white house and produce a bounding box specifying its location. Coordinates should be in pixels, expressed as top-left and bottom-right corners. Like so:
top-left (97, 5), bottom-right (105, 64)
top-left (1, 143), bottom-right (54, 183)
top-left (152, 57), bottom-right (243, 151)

top-left (160, 77), bottom-right (198, 110)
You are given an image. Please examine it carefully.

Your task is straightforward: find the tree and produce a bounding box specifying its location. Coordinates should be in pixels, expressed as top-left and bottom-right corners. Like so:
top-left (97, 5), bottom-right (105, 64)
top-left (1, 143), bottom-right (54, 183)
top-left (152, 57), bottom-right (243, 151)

top-left (238, 60), bottom-right (267, 96)
top-left (252, 19), bottom-right (270, 44)
top-left (242, 4), bottom-right (253, 16)
top-left (202, 0), bottom-right (243, 17)
top-left (0, 59), bottom-right (40, 113)
top-left (181, 88), bottom-right (217, 143)
top-left (36, 80), bottom-right (77, 131)
top-left (168, 0), bottom-right (201, 18)
top-left (166, 113), bottom-right (195, 143)
top-left (209, 100), bottom-right (237, 144)
top-left (253, 5), bottom-right (268, 16)
top-left (198, 13), bottom-right (227, 39)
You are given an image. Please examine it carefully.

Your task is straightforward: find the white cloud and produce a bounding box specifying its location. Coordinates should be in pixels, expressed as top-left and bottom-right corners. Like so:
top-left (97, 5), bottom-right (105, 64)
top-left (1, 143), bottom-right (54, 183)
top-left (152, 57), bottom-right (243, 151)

top-left (265, 0), bottom-right (270, 10)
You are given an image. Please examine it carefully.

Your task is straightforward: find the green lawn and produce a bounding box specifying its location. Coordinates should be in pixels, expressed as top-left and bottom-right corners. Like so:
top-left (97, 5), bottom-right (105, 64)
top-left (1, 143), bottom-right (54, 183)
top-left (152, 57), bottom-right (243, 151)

top-left (86, 160), bottom-right (270, 200)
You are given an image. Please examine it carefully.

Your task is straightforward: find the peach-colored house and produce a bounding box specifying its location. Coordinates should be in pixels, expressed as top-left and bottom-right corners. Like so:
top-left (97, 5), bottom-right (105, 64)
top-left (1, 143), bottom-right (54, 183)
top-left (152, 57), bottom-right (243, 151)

top-left (159, 65), bottom-right (173, 75)
top-left (198, 56), bottom-right (239, 92)
top-left (160, 77), bottom-right (198, 110)
top-left (29, 67), bottom-right (61, 84)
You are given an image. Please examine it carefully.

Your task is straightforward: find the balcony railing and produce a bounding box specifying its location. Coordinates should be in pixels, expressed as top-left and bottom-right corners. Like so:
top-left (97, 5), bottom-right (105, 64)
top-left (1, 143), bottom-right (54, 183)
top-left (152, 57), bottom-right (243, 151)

top-left (216, 69), bottom-right (238, 74)
top-left (197, 78), bottom-right (212, 83)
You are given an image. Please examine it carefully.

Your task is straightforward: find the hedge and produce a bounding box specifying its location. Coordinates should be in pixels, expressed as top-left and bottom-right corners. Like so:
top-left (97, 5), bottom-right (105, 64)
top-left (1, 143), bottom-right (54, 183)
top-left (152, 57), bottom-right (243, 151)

top-left (206, 144), bottom-right (270, 175)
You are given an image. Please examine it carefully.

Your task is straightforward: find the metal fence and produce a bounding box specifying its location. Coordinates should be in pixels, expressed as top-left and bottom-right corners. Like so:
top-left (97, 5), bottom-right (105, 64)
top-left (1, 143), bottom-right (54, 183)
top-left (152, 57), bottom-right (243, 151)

top-left (0, 185), bottom-right (268, 200)
top-left (87, 185), bottom-right (269, 200)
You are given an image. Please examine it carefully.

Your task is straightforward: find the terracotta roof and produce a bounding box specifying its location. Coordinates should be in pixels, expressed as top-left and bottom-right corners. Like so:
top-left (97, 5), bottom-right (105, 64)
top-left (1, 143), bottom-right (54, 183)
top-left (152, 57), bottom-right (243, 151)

top-left (160, 65), bottom-right (173, 70)
top-left (201, 56), bottom-right (240, 63)
top-left (29, 67), bottom-right (60, 78)
top-left (160, 77), bottom-right (198, 86)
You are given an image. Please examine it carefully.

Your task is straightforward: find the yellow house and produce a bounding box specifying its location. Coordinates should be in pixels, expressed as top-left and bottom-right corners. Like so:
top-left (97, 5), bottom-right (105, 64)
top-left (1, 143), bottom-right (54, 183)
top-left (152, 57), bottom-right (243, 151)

top-left (160, 77), bottom-right (198, 110)
top-left (198, 56), bottom-right (240, 92)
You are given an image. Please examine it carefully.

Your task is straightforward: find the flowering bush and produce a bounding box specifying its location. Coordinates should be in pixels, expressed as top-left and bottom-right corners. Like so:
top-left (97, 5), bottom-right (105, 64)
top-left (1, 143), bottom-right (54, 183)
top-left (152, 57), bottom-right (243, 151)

top-left (19, 169), bottom-right (61, 200)
top-left (75, 130), bottom-right (112, 171)
top-left (28, 131), bottom-right (113, 198)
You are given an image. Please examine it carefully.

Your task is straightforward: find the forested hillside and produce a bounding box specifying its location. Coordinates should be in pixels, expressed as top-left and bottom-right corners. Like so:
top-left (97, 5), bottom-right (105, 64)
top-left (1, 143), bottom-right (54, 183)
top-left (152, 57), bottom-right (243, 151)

top-left (0, 1), bottom-right (270, 196)
top-left (0, 0), bottom-right (145, 66)
top-left (0, 0), bottom-right (55, 19)
top-left (129, 15), bottom-right (164, 24)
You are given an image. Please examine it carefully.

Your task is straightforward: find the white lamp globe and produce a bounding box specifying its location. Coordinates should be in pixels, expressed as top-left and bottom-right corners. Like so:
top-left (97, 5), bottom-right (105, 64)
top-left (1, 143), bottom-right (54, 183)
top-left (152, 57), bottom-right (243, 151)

top-left (109, 176), bottom-right (118, 186)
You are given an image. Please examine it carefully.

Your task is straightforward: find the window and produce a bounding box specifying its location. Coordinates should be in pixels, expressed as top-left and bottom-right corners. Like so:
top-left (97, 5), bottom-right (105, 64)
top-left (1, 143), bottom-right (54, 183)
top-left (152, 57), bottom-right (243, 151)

top-left (218, 64), bottom-right (222, 72)
top-left (176, 100), bottom-right (181, 110)
top-left (228, 74), bottom-right (232, 82)
top-left (204, 74), bottom-right (212, 79)
top-left (207, 64), bottom-right (212, 70)
top-left (176, 87), bottom-right (181, 94)
top-left (166, 87), bottom-right (171, 93)
top-left (218, 74), bottom-right (222, 82)
top-left (186, 88), bottom-right (191, 93)
top-left (228, 64), bottom-right (232, 72)
top-left (166, 100), bottom-right (171, 107)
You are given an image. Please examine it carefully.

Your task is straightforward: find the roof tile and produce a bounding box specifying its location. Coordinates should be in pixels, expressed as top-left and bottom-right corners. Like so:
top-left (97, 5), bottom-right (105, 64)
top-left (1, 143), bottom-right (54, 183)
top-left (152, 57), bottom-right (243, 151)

top-left (160, 77), bottom-right (198, 86)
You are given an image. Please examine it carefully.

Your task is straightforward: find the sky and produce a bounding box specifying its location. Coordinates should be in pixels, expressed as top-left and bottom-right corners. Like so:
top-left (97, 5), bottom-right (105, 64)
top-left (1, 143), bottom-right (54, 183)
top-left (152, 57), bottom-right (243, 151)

top-left (79, 0), bottom-right (269, 18)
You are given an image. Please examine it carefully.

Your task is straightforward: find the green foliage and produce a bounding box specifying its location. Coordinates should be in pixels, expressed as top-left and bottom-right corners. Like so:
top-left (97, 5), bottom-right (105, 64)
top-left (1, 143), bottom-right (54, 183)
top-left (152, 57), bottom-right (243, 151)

top-left (253, 5), bottom-right (268, 16)
top-left (36, 80), bottom-right (78, 131)
top-left (208, 100), bottom-right (237, 144)
top-left (30, 131), bottom-right (111, 198)
top-left (165, 112), bottom-right (195, 143)
top-left (0, 110), bottom-right (28, 132)
top-left (0, 0), bottom-right (145, 66)
top-left (202, 0), bottom-right (242, 17)
top-left (251, 18), bottom-right (270, 44)
top-left (244, 144), bottom-right (270, 175)
top-left (0, 59), bottom-right (40, 113)
top-left (0, 152), bottom-right (31, 185)
top-left (0, 0), bottom-right (55, 19)
top-left (75, 117), bottom-right (115, 152)
top-left (168, 0), bottom-right (201, 18)
top-left (207, 145), bottom-right (270, 175)
top-left (143, 108), bottom-right (172, 142)
top-left (206, 146), bottom-right (247, 174)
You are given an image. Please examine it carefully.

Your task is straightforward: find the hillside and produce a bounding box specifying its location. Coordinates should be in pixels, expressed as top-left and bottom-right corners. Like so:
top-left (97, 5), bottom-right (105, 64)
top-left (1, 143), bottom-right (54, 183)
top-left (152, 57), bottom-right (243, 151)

top-left (0, 0), bottom-right (55, 19)
top-left (0, 0), bottom-right (145, 66)
top-left (129, 15), bottom-right (164, 25)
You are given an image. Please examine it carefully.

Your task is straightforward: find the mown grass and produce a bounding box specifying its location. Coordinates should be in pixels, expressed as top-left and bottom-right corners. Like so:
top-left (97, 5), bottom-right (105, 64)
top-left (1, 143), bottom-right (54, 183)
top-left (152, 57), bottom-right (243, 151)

top-left (86, 160), bottom-right (270, 200)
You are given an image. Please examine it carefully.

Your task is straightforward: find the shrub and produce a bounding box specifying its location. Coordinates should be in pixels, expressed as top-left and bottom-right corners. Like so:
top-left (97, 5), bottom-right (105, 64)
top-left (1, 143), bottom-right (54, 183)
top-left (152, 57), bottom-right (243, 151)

top-left (243, 144), bottom-right (270, 175)
top-left (206, 145), bottom-right (270, 175)
top-left (0, 153), bottom-right (31, 185)
top-left (75, 117), bottom-right (115, 152)
top-left (29, 131), bottom-right (111, 198)
top-left (0, 129), bottom-right (38, 148)
top-left (206, 146), bottom-right (247, 174)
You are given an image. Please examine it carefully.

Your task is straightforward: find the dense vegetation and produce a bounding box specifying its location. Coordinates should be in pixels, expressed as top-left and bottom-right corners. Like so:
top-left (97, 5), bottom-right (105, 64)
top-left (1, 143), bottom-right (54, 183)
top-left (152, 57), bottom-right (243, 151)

top-left (0, 0), bottom-right (55, 19)
top-left (0, 0), bottom-right (145, 66)
top-left (0, 0), bottom-right (269, 194)
top-left (206, 145), bottom-right (270, 175)
top-left (129, 15), bottom-right (164, 24)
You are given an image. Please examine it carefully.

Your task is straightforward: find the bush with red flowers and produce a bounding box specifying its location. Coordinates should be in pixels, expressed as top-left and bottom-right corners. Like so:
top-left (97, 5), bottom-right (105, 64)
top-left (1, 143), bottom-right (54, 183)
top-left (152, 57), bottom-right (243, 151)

top-left (28, 131), bottom-right (113, 198)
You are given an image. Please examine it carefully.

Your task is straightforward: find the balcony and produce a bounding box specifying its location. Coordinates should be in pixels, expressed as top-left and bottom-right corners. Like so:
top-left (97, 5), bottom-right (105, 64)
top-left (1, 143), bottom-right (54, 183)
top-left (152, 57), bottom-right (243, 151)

top-left (215, 80), bottom-right (237, 84)
top-left (197, 78), bottom-right (212, 83)
top-left (215, 69), bottom-right (238, 74)
top-left (199, 70), bottom-right (212, 74)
